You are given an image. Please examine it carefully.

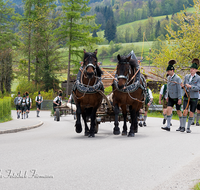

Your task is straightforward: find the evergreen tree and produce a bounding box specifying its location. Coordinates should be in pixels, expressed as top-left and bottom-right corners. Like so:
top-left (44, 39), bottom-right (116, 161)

top-left (57, 0), bottom-right (101, 96)
top-left (104, 17), bottom-right (116, 42)
top-left (92, 29), bottom-right (98, 37)
top-left (19, 0), bottom-right (61, 91)
top-left (155, 20), bottom-right (160, 38)
top-left (0, 0), bottom-right (18, 94)
top-left (136, 26), bottom-right (142, 42)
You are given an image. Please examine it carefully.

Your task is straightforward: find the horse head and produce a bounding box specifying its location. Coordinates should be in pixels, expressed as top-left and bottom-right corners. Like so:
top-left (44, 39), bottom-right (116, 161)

top-left (83, 49), bottom-right (98, 79)
top-left (116, 54), bottom-right (132, 89)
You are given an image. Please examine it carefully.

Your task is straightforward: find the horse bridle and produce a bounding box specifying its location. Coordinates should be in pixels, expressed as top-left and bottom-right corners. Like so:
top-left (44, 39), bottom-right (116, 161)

top-left (117, 61), bottom-right (132, 85)
top-left (84, 54), bottom-right (97, 71)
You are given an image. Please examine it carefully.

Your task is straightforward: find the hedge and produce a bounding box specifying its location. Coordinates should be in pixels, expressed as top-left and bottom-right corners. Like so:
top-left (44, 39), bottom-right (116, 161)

top-left (0, 97), bottom-right (11, 122)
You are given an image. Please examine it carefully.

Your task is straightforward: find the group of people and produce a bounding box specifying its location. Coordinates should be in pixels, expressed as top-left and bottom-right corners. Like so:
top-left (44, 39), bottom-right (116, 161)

top-left (14, 91), bottom-right (43, 119)
top-left (138, 58), bottom-right (200, 134)
top-left (159, 58), bottom-right (200, 133)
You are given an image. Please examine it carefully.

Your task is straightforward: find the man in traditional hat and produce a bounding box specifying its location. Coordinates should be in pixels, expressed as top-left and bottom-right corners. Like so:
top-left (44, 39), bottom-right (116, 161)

top-left (26, 91), bottom-right (32, 118)
top-left (180, 58), bottom-right (200, 133)
top-left (35, 91), bottom-right (43, 117)
top-left (161, 60), bottom-right (183, 131)
top-left (53, 90), bottom-right (62, 121)
top-left (14, 91), bottom-right (22, 119)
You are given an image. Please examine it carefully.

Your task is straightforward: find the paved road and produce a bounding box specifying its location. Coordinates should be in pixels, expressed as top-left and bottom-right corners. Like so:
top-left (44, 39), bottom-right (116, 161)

top-left (1, 111), bottom-right (200, 190)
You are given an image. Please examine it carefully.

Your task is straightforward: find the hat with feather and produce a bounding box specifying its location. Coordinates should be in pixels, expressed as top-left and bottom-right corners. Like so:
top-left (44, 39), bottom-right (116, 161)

top-left (166, 59), bottom-right (176, 71)
top-left (190, 58), bottom-right (199, 69)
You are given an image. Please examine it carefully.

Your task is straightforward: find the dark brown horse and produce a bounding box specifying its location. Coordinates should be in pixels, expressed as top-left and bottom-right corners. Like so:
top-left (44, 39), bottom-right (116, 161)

top-left (72, 49), bottom-right (104, 137)
top-left (112, 54), bottom-right (147, 137)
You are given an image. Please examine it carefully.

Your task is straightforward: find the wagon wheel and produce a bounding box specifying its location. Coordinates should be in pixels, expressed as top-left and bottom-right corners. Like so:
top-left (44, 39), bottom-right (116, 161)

top-left (95, 119), bottom-right (99, 134)
top-left (56, 108), bottom-right (60, 121)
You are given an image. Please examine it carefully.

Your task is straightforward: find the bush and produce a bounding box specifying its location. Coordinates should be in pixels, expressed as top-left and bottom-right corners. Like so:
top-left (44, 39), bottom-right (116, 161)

top-left (152, 93), bottom-right (159, 104)
top-left (0, 97), bottom-right (11, 122)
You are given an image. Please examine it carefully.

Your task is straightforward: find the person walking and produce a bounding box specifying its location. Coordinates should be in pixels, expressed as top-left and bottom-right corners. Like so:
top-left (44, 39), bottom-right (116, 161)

top-left (139, 87), bottom-right (153, 127)
top-left (53, 90), bottom-right (62, 121)
top-left (35, 91), bottom-right (43, 117)
top-left (25, 91), bottom-right (32, 118)
top-left (159, 82), bottom-right (168, 125)
top-left (180, 58), bottom-right (200, 133)
top-left (14, 91), bottom-right (22, 119)
top-left (161, 60), bottom-right (183, 132)
top-left (20, 94), bottom-right (27, 119)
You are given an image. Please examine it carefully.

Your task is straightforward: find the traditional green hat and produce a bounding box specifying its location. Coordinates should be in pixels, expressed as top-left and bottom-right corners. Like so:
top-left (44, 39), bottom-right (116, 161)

top-left (26, 91), bottom-right (29, 96)
top-left (190, 58), bottom-right (199, 69)
top-left (166, 59), bottom-right (176, 71)
top-left (23, 94), bottom-right (26, 98)
top-left (18, 91), bottom-right (20, 95)
top-left (38, 91), bottom-right (41, 95)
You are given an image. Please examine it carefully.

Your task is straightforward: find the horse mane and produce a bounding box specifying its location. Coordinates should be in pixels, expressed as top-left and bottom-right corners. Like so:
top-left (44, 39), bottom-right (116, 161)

top-left (129, 58), bottom-right (139, 71)
top-left (96, 65), bottom-right (103, 77)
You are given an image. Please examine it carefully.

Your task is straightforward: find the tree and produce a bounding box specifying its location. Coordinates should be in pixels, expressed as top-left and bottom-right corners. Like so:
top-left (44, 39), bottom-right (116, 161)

top-left (104, 17), bottom-right (116, 42)
top-left (19, 0), bottom-right (62, 91)
top-left (57, 0), bottom-right (101, 96)
top-left (155, 20), bottom-right (161, 38)
top-left (152, 1), bottom-right (200, 76)
top-left (136, 25), bottom-right (142, 42)
top-left (0, 0), bottom-right (18, 94)
top-left (92, 29), bottom-right (98, 37)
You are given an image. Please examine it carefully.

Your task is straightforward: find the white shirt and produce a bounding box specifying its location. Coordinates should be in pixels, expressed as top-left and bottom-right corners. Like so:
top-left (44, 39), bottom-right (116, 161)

top-left (189, 73), bottom-right (196, 82)
top-left (148, 88), bottom-right (153, 99)
top-left (159, 85), bottom-right (168, 99)
top-left (35, 96), bottom-right (43, 102)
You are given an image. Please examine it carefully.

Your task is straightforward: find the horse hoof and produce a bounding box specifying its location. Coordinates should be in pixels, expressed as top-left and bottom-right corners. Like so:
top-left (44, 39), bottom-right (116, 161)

top-left (88, 133), bottom-right (95, 137)
top-left (122, 131), bottom-right (127, 136)
top-left (113, 130), bottom-right (120, 135)
top-left (84, 131), bottom-right (89, 136)
top-left (128, 132), bottom-right (135, 137)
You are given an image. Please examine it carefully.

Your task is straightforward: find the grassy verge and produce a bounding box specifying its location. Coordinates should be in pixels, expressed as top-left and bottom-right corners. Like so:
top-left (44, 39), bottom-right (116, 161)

top-left (148, 111), bottom-right (180, 120)
top-left (0, 115), bottom-right (12, 123)
top-left (194, 182), bottom-right (200, 190)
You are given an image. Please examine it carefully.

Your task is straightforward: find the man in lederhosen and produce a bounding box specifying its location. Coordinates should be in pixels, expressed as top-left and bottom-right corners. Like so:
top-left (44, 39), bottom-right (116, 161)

top-left (26, 91), bottom-right (32, 118)
top-left (180, 58), bottom-right (200, 133)
top-left (14, 91), bottom-right (22, 119)
top-left (35, 91), bottom-right (43, 117)
top-left (20, 94), bottom-right (27, 119)
top-left (159, 74), bottom-right (172, 126)
top-left (161, 60), bottom-right (183, 131)
top-left (53, 90), bottom-right (62, 121)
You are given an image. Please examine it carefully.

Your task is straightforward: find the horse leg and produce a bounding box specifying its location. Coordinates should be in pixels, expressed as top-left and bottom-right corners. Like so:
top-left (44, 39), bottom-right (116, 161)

top-left (121, 105), bottom-right (127, 136)
top-left (134, 111), bottom-right (139, 133)
top-left (128, 105), bottom-right (135, 137)
top-left (88, 108), bottom-right (97, 137)
top-left (75, 103), bottom-right (82, 133)
top-left (82, 112), bottom-right (89, 136)
top-left (113, 104), bottom-right (120, 135)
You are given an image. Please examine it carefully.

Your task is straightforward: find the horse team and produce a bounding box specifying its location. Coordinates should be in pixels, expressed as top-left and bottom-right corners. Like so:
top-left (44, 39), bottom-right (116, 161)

top-left (72, 49), bottom-right (147, 137)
